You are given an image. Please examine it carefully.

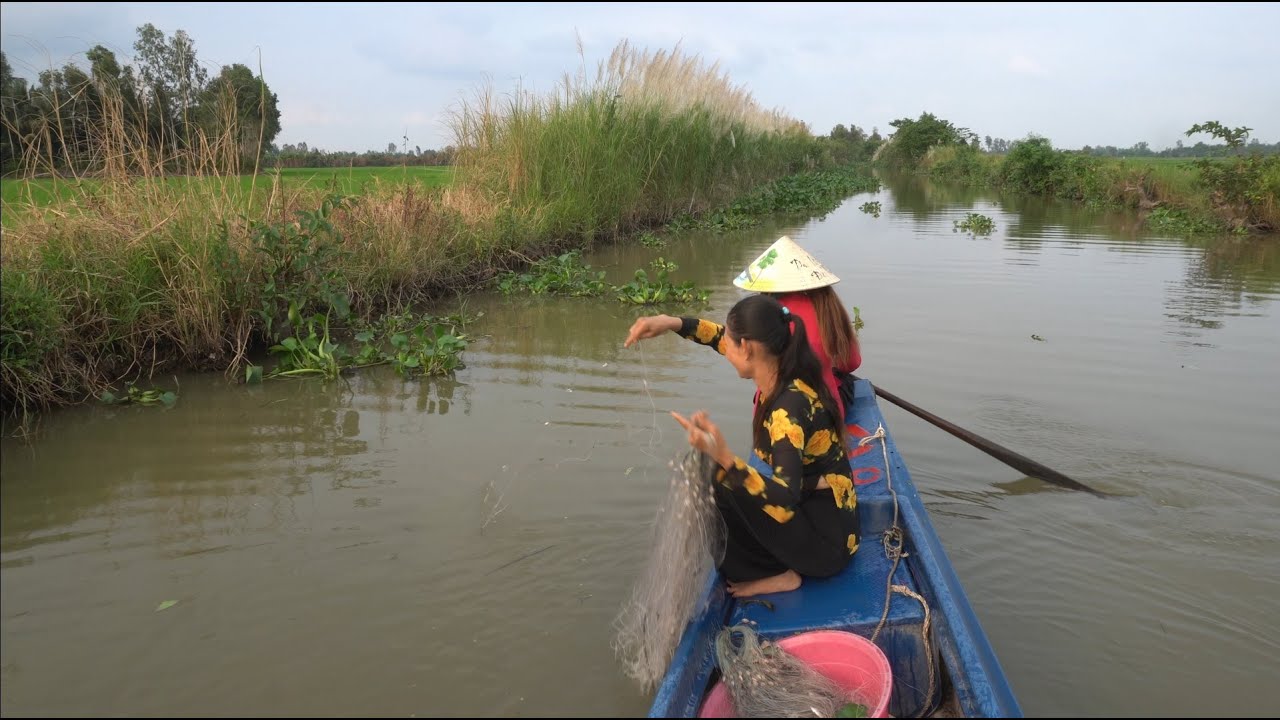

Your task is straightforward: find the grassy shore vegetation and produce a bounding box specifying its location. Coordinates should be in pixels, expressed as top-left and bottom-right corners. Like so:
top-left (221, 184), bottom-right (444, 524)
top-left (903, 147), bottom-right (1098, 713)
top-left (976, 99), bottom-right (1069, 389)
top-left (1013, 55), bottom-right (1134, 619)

top-left (1, 166), bottom-right (453, 210)
top-left (1, 41), bottom-right (877, 420)
top-left (877, 113), bottom-right (1279, 235)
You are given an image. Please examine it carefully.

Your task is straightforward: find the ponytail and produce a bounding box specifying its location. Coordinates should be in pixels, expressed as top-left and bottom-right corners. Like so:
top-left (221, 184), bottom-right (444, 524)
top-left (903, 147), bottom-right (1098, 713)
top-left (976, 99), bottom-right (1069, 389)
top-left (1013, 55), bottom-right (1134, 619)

top-left (728, 295), bottom-right (843, 449)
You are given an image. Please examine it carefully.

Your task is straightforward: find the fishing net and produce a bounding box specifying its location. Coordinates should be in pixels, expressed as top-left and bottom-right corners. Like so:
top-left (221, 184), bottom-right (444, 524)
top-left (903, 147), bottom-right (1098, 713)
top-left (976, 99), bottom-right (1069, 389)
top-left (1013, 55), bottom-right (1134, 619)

top-left (714, 624), bottom-right (864, 718)
top-left (614, 450), bottom-right (726, 691)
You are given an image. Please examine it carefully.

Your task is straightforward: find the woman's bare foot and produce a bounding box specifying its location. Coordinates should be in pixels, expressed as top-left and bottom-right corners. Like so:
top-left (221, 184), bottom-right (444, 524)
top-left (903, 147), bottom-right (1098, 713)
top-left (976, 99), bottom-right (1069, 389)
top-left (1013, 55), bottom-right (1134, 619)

top-left (726, 569), bottom-right (801, 598)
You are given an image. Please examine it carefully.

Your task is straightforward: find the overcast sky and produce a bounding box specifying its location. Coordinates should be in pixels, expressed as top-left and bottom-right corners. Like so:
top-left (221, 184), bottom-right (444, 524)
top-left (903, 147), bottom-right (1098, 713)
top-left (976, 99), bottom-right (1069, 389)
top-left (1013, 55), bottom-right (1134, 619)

top-left (3, 2), bottom-right (1277, 152)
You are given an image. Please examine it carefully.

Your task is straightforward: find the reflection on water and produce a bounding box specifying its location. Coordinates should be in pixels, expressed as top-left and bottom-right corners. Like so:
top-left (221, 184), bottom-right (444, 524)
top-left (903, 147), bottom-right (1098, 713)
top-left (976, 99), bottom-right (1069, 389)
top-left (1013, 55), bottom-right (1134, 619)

top-left (1164, 236), bottom-right (1280, 345)
top-left (3, 176), bottom-right (1279, 717)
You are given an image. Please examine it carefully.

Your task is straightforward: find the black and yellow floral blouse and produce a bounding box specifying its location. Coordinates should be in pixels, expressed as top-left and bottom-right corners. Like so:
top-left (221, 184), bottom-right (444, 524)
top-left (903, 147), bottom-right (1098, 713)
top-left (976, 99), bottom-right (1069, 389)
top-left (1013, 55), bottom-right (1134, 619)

top-left (677, 317), bottom-right (859, 561)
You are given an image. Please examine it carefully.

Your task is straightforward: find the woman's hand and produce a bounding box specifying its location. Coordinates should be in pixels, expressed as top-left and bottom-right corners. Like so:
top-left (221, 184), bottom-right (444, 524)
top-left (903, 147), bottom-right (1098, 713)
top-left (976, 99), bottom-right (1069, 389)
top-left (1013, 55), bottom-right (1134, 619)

top-left (624, 314), bottom-right (681, 348)
top-left (670, 410), bottom-right (733, 469)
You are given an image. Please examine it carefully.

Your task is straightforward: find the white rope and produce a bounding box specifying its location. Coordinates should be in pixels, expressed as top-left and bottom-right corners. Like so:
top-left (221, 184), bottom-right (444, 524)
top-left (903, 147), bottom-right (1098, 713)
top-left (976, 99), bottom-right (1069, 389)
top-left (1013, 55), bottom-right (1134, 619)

top-left (891, 584), bottom-right (935, 717)
top-left (866, 423), bottom-right (901, 643)
top-left (856, 426), bottom-right (886, 446)
top-left (863, 421), bottom-right (937, 717)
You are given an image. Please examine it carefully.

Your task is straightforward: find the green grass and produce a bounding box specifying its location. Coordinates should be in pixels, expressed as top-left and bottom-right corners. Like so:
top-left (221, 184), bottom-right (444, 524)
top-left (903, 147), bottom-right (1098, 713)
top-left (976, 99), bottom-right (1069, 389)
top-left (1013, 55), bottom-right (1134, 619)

top-left (1, 165), bottom-right (453, 210)
top-left (270, 166), bottom-right (453, 193)
top-left (1, 176), bottom-right (79, 206)
top-left (1111, 158), bottom-right (1202, 198)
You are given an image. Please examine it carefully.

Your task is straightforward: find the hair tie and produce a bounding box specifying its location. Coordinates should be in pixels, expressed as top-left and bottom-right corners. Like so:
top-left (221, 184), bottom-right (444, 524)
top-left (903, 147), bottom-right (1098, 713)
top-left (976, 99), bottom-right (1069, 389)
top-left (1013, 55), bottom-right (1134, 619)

top-left (781, 306), bottom-right (791, 316)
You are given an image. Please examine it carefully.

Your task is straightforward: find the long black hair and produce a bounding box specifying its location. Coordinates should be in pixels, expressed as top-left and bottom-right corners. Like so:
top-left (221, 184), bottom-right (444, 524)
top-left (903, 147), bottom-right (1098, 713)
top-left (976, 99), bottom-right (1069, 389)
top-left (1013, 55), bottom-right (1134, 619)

top-left (726, 294), bottom-right (843, 449)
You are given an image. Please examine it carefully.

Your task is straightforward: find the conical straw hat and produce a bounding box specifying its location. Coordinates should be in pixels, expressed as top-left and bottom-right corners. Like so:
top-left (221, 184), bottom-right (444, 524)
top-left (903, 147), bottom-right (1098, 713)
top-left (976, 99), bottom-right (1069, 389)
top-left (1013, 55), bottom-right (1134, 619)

top-left (732, 236), bottom-right (840, 293)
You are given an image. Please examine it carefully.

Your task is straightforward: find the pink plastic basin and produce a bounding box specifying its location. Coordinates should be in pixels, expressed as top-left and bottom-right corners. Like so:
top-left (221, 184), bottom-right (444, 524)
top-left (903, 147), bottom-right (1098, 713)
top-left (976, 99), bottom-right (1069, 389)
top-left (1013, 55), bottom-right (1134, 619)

top-left (699, 629), bottom-right (893, 718)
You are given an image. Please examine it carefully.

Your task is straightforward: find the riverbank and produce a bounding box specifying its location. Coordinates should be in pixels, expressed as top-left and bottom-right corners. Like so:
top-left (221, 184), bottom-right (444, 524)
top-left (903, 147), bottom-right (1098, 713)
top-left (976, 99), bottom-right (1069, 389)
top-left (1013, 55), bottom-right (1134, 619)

top-left (2, 43), bottom-right (879, 420)
top-left (921, 143), bottom-right (1278, 235)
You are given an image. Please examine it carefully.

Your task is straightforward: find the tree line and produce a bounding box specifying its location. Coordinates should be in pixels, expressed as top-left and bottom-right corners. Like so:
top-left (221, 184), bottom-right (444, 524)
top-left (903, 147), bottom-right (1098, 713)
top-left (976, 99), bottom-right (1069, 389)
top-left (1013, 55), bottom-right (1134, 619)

top-left (0, 23), bottom-right (456, 176)
top-left (1075, 138), bottom-right (1280, 158)
top-left (1, 24), bottom-right (282, 175)
top-left (269, 141), bottom-right (454, 168)
top-left (984, 135), bottom-right (1278, 157)
top-left (823, 123), bottom-right (883, 164)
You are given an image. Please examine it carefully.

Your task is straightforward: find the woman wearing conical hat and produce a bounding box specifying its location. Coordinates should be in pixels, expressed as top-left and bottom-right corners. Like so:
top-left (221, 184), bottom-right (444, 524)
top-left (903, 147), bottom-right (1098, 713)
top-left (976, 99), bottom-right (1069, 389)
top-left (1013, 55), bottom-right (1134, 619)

top-left (624, 236), bottom-right (862, 422)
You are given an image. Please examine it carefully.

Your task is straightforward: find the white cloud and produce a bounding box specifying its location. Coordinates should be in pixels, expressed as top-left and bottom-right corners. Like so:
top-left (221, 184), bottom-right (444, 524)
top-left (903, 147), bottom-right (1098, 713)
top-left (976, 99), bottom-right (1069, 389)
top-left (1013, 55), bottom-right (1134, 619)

top-left (400, 111), bottom-right (435, 127)
top-left (281, 102), bottom-right (345, 128)
top-left (1007, 54), bottom-right (1047, 76)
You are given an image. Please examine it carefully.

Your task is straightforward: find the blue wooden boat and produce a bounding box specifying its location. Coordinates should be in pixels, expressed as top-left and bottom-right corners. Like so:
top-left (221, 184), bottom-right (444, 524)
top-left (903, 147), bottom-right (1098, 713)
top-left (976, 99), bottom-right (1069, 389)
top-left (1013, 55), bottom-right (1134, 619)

top-left (648, 378), bottom-right (1023, 718)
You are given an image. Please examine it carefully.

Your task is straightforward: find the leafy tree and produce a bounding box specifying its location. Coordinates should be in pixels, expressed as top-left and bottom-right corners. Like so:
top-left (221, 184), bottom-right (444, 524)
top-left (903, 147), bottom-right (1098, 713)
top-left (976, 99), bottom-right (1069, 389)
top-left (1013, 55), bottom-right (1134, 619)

top-left (87, 45), bottom-right (142, 119)
top-left (999, 136), bottom-right (1065, 194)
top-left (1187, 121), bottom-right (1251, 149)
top-left (879, 112), bottom-right (975, 167)
top-left (0, 51), bottom-right (32, 170)
top-left (1185, 120), bottom-right (1278, 231)
top-left (821, 123), bottom-right (879, 164)
top-left (196, 63), bottom-right (281, 170)
top-left (133, 23), bottom-right (209, 147)
top-left (2, 25), bottom-right (290, 175)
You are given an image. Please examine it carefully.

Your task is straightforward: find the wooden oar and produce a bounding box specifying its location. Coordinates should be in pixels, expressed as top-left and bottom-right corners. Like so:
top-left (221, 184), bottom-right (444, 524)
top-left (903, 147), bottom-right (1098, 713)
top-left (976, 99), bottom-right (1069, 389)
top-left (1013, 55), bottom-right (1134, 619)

top-left (859, 378), bottom-right (1109, 498)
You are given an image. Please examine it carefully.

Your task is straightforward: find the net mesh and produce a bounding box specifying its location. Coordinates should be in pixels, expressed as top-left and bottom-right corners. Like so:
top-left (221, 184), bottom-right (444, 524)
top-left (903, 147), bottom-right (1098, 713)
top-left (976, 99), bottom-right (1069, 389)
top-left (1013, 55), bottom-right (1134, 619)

top-left (614, 450), bottom-right (726, 691)
top-left (714, 624), bottom-right (862, 718)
